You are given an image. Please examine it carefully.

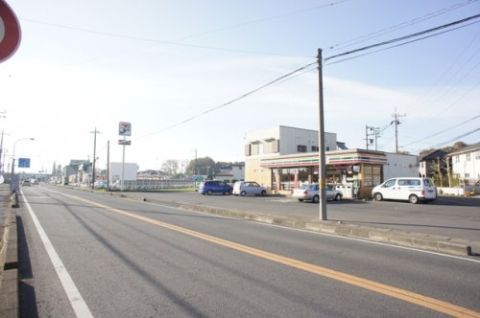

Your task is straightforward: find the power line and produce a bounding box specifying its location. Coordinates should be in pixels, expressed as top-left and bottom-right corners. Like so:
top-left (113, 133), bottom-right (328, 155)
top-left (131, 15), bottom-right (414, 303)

top-left (136, 60), bottom-right (317, 139)
top-left (404, 114), bottom-right (480, 147)
top-left (325, 20), bottom-right (480, 65)
top-left (137, 13), bottom-right (480, 139)
top-left (324, 13), bottom-right (480, 62)
top-left (433, 128), bottom-right (480, 147)
top-left (402, 31), bottom-right (480, 114)
top-left (329, 0), bottom-right (478, 51)
top-left (177, 0), bottom-right (352, 41)
top-left (21, 18), bottom-right (311, 58)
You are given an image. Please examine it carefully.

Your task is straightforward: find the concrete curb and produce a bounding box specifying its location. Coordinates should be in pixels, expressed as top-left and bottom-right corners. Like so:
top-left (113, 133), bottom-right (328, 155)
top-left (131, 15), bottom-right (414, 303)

top-left (125, 194), bottom-right (475, 257)
top-left (0, 197), bottom-right (19, 317)
top-left (66, 186), bottom-right (476, 257)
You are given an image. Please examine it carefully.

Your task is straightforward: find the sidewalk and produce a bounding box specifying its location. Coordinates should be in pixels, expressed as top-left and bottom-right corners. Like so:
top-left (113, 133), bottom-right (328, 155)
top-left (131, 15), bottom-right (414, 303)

top-left (0, 184), bottom-right (19, 318)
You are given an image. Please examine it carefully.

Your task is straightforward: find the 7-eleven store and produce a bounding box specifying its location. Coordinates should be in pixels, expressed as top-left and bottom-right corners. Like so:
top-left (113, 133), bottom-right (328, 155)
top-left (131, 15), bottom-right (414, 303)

top-left (246, 149), bottom-right (388, 199)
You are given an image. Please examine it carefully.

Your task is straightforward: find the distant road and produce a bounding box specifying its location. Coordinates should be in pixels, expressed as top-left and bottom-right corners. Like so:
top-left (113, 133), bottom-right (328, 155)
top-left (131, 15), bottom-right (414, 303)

top-left (17, 185), bottom-right (480, 317)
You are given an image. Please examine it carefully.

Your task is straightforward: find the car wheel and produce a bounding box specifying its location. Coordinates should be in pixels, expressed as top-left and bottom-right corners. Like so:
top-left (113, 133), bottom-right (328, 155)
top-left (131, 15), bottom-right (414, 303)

top-left (207, 190), bottom-right (213, 195)
top-left (312, 195), bottom-right (319, 203)
top-left (374, 193), bottom-right (383, 201)
top-left (409, 194), bottom-right (419, 204)
top-left (261, 190), bottom-right (266, 196)
top-left (240, 191), bottom-right (247, 196)
top-left (335, 194), bottom-right (342, 201)
top-left (298, 199), bottom-right (304, 202)
top-left (228, 190), bottom-right (232, 195)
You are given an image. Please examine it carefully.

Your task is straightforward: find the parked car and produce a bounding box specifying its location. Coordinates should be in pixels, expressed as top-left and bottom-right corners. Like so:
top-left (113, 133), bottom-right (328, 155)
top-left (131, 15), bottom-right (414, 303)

top-left (94, 180), bottom-right (107, 189)
top-left (292, 184), bottom-right (343, 203)
top-left (233, 181), bottom-right (267, 196)
top-left (198, 180), bottom-right (232, 195)
top-left (371, 177), bottom-right (436, 204)
top-left (21, 179), bottom-right (31, 186)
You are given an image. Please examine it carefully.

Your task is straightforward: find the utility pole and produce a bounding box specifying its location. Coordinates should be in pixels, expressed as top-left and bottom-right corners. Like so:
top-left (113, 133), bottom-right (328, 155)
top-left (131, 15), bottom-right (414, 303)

top-left (365, 125), bottom-right (381, 150)
top-left (317, 48), bottom-right (327, 221)
top-left (0, 130), bottom-right (4, 175)
top-left (392, 108), bottom-right (406, 153)
top-left (106, 140), bottom-right (110, 191)
top-left (90, 128), bottom-right (101, 190)
top-left (365, 126), bottom-right (369, 149)
top-left (195, 149), bottom-right (198, 175)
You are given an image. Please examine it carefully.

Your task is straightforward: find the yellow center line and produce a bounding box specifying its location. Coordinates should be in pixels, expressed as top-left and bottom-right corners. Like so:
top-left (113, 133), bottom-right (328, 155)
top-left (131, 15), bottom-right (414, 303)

top-left (54, 190), bottom-right (480, 318)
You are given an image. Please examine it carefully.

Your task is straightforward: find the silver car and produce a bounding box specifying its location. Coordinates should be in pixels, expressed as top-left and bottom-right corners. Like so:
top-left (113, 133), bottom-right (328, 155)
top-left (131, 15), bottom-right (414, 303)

top-left (292, 184), bottom-right (342, 203)
top-left (233, 181), bottom-right (267, 196)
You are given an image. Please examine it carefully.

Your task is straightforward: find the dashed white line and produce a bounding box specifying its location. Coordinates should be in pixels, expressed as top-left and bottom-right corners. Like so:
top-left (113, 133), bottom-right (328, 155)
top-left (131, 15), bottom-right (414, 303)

top-left (21, 190), bottom-right (94, 318)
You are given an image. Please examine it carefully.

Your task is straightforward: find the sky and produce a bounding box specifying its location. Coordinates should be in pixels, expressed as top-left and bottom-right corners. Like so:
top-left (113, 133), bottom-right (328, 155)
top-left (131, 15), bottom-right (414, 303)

top-left (1, 0), bottom-right (479, 173)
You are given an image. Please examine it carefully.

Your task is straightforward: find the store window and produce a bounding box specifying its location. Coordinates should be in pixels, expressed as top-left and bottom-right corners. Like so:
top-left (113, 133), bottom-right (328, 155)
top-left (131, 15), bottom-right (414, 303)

top-left (297, 145), bottom-right (307, 152)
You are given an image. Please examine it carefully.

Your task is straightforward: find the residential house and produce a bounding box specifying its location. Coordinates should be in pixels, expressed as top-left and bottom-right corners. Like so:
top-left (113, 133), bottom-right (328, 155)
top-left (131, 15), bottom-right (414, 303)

top-left (419, 149), bottom-right (451, 186)
top-left (448, 143), bottom-right (480, 185)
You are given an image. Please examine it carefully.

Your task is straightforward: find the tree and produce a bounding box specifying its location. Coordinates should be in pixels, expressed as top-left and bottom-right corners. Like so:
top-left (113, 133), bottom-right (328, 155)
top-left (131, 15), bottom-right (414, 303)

top-left (186, 157), bottom-right (215, 176)
top-left (452, 141), bottom-right (467, 151)
top-left (161, 159), bottom-right (179, 176)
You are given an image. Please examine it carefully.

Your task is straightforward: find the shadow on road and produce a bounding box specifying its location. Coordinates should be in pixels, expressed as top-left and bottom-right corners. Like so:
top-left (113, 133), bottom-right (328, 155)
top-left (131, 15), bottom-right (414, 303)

top-left (430, 197), bottom-right (480, 207)
top-left (17, 216), bottom-right (39, 318)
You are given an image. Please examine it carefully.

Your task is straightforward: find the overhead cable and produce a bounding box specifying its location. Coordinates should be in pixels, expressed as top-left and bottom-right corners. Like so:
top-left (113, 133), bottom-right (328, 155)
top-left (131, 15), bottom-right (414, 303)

top-left (404, 114), bottom-right (480, 146)
top-left (139, 13), bottom-right (480, 138)
top-left (136, 60), bottom-right (317, 139)
top-left (21, 18), bottom-right (310, 58)
top-left (325, 12), bottom-right (480, 62)
top-left (433, 128), bottom-right (480, 147)
top-left (329, 0), bottom-right (478, 51)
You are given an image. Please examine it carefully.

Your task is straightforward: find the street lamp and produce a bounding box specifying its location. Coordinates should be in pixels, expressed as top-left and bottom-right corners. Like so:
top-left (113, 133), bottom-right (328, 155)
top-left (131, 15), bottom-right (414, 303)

top-left (10, 137), bottom-right (35, 192)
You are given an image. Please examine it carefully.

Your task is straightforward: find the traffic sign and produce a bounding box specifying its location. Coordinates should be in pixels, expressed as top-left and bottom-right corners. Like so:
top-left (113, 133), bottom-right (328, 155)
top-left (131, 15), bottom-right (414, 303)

top-left (118, 139), bottom-right (131, 145)
top-left (0, 0), bottom-right (21, 63)
top-left (119, 121), bottom-right (131, 136)
top-left (18, 158), bottom-right (30, 168)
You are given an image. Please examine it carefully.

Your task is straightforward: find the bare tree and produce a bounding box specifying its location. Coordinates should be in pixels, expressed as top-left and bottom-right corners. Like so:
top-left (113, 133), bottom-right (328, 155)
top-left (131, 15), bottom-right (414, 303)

top-left (161, 159), bottom-right (179, 176)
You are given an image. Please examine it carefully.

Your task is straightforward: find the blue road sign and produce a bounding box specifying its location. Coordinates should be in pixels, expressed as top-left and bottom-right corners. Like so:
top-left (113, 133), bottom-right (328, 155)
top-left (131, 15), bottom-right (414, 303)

top-left (18, 158), bottom-right (30, 168)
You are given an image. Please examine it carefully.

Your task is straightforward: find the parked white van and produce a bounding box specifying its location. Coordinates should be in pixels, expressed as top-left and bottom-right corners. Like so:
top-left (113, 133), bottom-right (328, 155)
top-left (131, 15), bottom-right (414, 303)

top-left (371, 177), bottom-right (437, 204)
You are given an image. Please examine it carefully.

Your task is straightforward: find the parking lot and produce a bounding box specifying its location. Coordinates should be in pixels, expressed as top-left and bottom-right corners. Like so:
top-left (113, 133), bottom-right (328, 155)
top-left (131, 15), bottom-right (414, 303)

top-left (136, 191), bottom-right (480, 243)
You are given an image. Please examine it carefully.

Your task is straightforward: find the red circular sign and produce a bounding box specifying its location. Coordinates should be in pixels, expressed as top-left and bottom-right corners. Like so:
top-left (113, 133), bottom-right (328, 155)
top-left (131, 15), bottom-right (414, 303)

top-left (0, 0), bottom-right (21, 63)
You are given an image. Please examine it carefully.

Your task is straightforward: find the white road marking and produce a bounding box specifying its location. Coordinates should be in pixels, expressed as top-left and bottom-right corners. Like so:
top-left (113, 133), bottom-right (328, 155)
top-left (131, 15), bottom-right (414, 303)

top-left (21, 190), bottom-right (94, 318)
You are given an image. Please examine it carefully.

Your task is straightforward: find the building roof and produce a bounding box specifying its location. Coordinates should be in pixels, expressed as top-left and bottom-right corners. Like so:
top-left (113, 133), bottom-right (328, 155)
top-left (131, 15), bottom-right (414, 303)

top-left (259, 149), bottom-right (387, 168)
top-left (447, 142), bottom-right (480, 157)
top-left (420, 149), bottom-right (449, 161)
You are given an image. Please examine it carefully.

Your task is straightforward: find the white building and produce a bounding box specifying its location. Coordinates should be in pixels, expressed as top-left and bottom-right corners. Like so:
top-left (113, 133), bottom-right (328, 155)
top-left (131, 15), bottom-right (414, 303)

top-left (243, 125), bottom-right (421, 198)
top-left (449, 143), bottom-right (480, 184)
top-left (245, 125), bottom-right (338, 158)
top-left (383, 152), bottom-right (419, 180)
top-left (109, 162), bottom-right (139, 182)
top-left (215, 163), bottom-right (245, 182)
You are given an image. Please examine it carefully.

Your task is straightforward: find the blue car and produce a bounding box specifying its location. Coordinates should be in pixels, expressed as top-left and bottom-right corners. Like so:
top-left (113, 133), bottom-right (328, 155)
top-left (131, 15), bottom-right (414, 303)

top-left (198, 181), bottom-right (233, 195)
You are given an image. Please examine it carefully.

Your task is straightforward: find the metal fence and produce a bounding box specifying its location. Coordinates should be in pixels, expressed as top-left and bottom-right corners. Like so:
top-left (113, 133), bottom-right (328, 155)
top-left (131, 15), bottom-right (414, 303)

top-left (112, 179), bottom-right (196, 191)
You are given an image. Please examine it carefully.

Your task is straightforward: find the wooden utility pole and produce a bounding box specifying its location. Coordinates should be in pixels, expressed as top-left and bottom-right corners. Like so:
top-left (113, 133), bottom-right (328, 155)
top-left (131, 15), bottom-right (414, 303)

top-left (317, 49), bottom-right (327, 221)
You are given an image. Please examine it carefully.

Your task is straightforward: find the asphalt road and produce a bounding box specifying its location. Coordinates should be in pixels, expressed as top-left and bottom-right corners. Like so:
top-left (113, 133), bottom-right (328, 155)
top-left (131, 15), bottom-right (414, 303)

top-left (131, 191), bottom-right (480, 242)
top-left (17, 185), bottom-right (480, 317)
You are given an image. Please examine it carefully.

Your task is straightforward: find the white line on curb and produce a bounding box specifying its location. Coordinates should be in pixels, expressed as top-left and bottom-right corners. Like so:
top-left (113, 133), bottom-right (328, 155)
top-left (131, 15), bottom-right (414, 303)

top-left (21, 190), bottom-right (94, 318)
